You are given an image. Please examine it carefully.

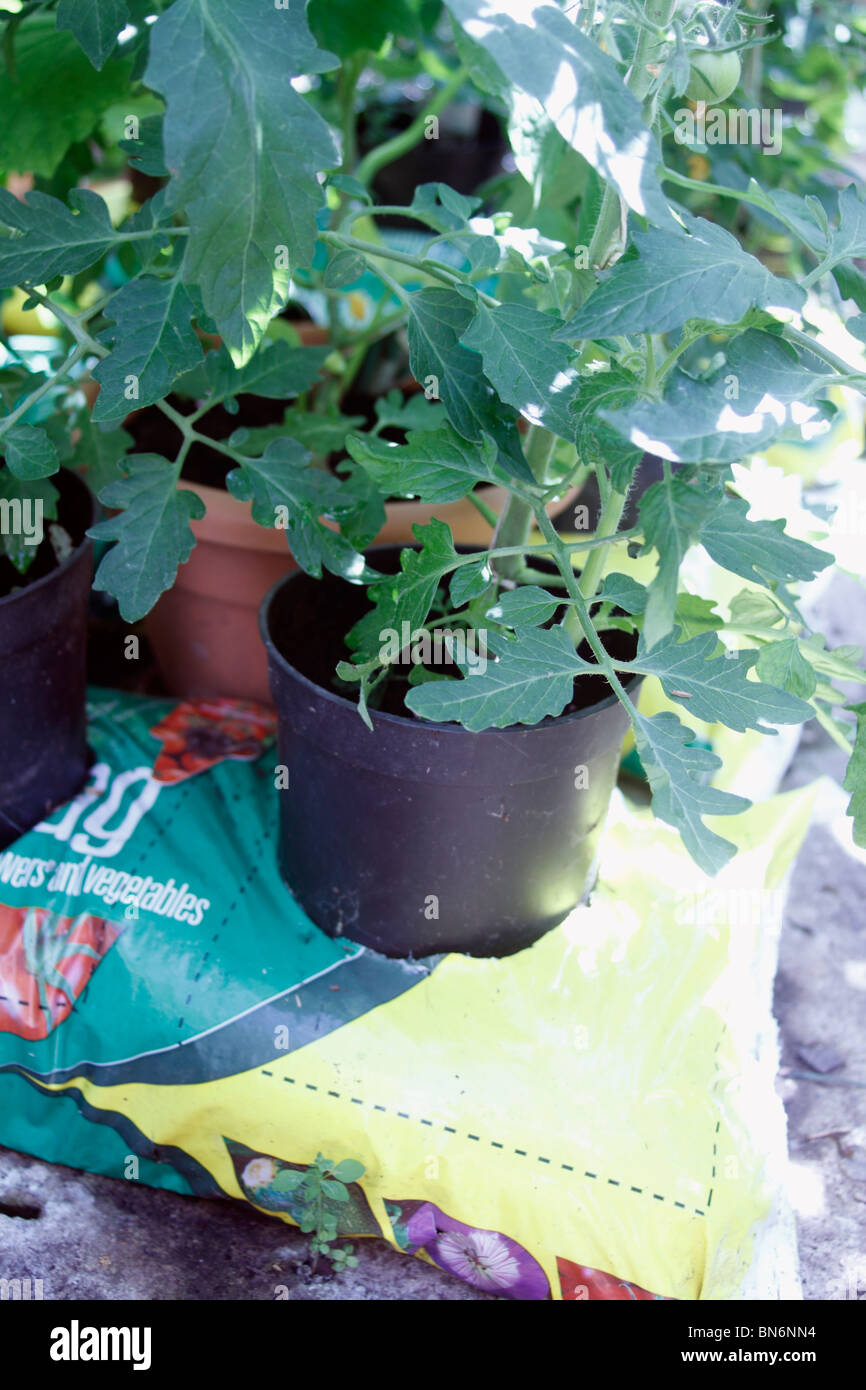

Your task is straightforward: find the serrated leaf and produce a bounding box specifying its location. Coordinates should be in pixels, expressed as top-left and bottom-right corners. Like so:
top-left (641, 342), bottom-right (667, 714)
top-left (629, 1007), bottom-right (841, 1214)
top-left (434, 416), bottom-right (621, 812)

top-left (558, 214), bottom-right (804, 339)
top-left (205, 341), bottom-right (330, 401)
top-left (406, 625), bottom-right (595, 731)
top-left (0, 15), bottom-right (133, 177)
top-left (673, 593), bottom-right (723, 639)
top-left (145, 0), bottom-right (340, 366)
top-left (602, 331), bottom-right (835, 465)
top-left (445, 0), bottom-right (671, 226)
top-left (598, 571), bottom-right (647, 614)
top-left (226, 437), bottom-right (367, 580)
top-left (347, 423), bottom-right (502, 504)
top-left (632, 711), bottom-right (750, 875)
top-left (92, 276), bottom-right (203, 421)
top-left (406, 287), bottom-right (533, 484)
top-left (699, 494), bottom-right (832, 590)
top-left (639, 474), bottom-right (713, 648)
top-left (70, 419), bottom-right (133, 495)
top-left (0, 472), bottom-right (57, 574)
top-left (449, 557), bottom-right (491, 607)
top-left (755, 638), bottom-right (817, 700)
top-left (372, 390), bottom-right (446, 434)
top-left (118, 113), bottom-right (169, 177)
top-left (347, 517), bottom-right (458, 661)
top-left (485, 585), bottom-right (559, 627)
top-left (631, 630), bottom-right (814, 730)
top-left (727, 588), bottom-right (786, 631)
top-left (56, 0), bottom-right (128, 70)
top-left (90, 455), bottom-right (206, 620)
top-left (460, 302), bottom-right (576, 440)
top-left (843, 702), bottom-right (866, 849)
top-left (0, 187), bottom-right (124, 288)
top-left (2, 424), bottom-right (59, 481)
top-left (571, 365), bottom-right (643, 493)
top-left (822, 185), bottom-right (866, 269)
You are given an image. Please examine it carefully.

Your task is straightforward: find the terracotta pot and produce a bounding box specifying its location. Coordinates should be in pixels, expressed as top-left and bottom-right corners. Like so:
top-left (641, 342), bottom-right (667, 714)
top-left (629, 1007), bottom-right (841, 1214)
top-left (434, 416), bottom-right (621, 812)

top-left (147, 481), bottom-right (580, 703)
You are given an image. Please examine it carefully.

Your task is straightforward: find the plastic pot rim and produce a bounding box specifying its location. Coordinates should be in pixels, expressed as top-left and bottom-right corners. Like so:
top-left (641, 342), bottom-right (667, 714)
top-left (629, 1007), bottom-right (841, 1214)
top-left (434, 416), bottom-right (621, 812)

top-left (259, 548), bottom-right (637, 738)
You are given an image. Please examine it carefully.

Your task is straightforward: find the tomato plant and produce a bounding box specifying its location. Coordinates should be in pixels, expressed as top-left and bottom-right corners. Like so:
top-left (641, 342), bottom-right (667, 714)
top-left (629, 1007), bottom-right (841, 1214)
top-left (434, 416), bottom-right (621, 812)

top-left (0, 1), bottom-right (864, 875)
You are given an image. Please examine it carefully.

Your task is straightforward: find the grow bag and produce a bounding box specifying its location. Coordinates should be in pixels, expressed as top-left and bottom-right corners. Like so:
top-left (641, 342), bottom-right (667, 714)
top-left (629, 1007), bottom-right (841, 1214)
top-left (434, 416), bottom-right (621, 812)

top-left (261, 558), bottom-right (635, 958)
top-left (0, 689), bottom-right (807, 1300)
top-left (0, 470), bottom-right (93, 850)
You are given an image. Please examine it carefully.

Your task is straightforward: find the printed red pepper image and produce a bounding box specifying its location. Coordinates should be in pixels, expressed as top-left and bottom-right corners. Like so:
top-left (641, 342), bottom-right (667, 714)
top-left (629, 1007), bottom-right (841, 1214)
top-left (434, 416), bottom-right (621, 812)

top-left (557, 1255), bottom-right (671, 1300)
top-left (0, 905), bottom-right (123, 1041)
top-left (150, 698), bottom-right (277, 784)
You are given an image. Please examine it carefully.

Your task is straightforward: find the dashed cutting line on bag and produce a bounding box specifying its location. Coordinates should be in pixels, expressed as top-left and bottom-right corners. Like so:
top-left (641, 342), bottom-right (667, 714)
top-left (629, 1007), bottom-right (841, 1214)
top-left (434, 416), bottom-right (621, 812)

top-left (259, 1068), bottom-right (707, 1218)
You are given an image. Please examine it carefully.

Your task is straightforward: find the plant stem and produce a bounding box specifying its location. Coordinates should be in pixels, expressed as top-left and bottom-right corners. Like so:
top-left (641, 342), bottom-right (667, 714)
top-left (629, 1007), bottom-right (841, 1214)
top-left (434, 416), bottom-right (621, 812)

top-left (0, 342), bottom-right (86, 438)
top-left (578, 487), bottom-right (627, 601)
top-left (466, 489), bottom-right (499, 527)
top-left (533, 501), bottom-right (637, 712)
top-left (354, 67), bottom-right (467, 188)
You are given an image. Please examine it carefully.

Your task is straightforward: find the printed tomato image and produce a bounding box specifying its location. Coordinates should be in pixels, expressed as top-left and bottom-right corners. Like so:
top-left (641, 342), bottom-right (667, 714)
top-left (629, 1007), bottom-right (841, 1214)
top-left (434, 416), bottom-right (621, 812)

top-left (0, 905), bottom-right (124, 1041)
top-left (150, 699), bottom-right (277, 784)
top-left (557, 1255), bottom-right (670, 1300)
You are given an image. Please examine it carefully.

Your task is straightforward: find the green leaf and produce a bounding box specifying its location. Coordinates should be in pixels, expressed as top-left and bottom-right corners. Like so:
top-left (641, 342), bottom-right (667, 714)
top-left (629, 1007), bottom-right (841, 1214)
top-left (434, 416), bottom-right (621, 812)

top-left (727, 588), bottom-right (785, 631)
top-left (602, 331), bottom-right (835, 465)
top-left (639, 474), bottom-right (713, 649)
top-left (673, 594), bottom-right (723, 639)
top-left (347, 423), bottom-right (503, 504)
top-left (485, 585), bottom-right (560, 627)
top-left (242, 409), bottom-right (364, 457)
top-left (70, 419), bottom-right (133, 495)
top-left (118, 114), bottom-right (169, 177)
top-left (598, 571), bottom-right (647, 614)
top-left (56, 0), bottom-right (128, 70)
top-left (226, 437), bottom-right (366, 580)
top-left (631, 630), bottom-right (814, 731)
top-left (372, 390), bottom-right (446, 434)
top-left (308, 0), bottom-right (412, 56)
top-left (571, 365), bottom-right (643, 493)
top-left (90, 455), bottom-right (206, 620)
top-left (145, 0), bottom-right (340, 366)
top-left (270, 1168), bottom-right (305, 1193)
top-left (449, 557), bottom-right (492, 607)
top-left (323, 250), bottom-right (365, 288)
top-left (0, 188), bottom-right (124, 288)
top-left (406, 287), bottom-right (533, 485)
top-left (558, 215), bottom-right (804, 339)
top-left (347, 518), bottom-right (458, 661)
top-left (699, 494), bottom-right (832, 591)
top-left (0, 472), bottom-right (57, 574)
top-left (91, 276), bottom-right (203, 421)
top-left (820, 185), bottom-right (866, 270)
top-left (332, 1158), bottom-right (365, 1182)
top-left (460, 302), bottom-right (576, 440)
top-left (445, 0), bottom-right (671, 226)
top-left (632, 711), bottom-right (750, 875)
top-left (205, 342), bottom-right (330, 401)
top-left (0, 15), bottom-right (133, 177)
top-left (755, 638), bottom-right (817, 701)
top-left (3, 424), bottom-right (59, 481)
top-left (320, 1179), bottom-right (350, 1201)
top-left (405, 625), bottom-right (594, 731)
top-left (843, 702), bottom-right (866, 849)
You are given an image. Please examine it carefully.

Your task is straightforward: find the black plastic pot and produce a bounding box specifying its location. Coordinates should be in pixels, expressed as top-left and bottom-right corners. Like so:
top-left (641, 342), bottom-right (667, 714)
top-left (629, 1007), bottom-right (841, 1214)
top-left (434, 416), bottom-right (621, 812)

top-left (260, 554), bottom-right (634, 959)
top-left (0, 470), bottom-right (93, 850)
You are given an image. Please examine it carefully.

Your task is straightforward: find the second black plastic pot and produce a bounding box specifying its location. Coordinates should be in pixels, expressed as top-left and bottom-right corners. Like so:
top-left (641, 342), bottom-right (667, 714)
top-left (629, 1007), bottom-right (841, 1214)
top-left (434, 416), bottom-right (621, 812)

top-left (260, 555), bottom-right (634, 958)
top-left (0, 470), bottom-right (93, 850)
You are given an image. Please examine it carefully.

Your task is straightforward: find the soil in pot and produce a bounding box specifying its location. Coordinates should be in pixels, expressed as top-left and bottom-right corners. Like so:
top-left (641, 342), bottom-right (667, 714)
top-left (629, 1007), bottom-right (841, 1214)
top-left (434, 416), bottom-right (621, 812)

top-left (261, 549), bottom-right (636, 959)
top-left (0, 469), bottom-right (94, 850)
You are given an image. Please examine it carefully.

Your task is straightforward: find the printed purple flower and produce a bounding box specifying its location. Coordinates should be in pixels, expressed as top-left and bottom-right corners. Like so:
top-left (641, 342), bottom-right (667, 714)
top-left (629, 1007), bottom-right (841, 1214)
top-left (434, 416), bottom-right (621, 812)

top-left (395, 1199), bottom-right (549, 1299)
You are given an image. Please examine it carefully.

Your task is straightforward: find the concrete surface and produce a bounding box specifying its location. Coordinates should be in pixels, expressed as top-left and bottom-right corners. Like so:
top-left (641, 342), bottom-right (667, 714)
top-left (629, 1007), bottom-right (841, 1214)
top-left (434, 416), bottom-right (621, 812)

top-left (1, 575), bottom-right (864, 1302)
